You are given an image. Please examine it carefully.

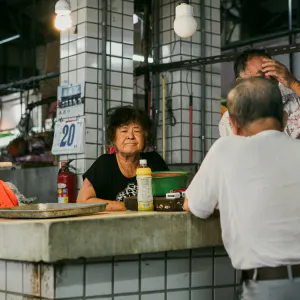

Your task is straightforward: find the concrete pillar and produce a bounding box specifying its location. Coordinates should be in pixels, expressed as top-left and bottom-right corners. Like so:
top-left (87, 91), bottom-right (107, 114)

top-left (155, 0), bottom-right (221, 164)
top-left (59, 0), bottom-right (134, 189)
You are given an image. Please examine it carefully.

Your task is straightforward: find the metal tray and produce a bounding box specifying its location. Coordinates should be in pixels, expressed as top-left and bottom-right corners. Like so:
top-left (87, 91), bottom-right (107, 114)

top-left (0, 203), bottom-right (107, 219)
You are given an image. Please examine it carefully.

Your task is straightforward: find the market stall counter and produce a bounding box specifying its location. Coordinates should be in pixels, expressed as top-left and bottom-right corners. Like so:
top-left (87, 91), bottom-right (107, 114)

top-left (0, 211), bottom-right (239, 300)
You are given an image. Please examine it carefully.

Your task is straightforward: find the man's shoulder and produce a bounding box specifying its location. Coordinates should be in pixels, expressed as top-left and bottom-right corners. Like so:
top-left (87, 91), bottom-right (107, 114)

top-left (209, 136), bottom-right (240, 154)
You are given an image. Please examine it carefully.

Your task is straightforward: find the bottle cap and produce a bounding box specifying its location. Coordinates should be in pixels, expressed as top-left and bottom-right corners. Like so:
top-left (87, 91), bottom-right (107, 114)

top-left (140, 159), bottom-right (147, 165)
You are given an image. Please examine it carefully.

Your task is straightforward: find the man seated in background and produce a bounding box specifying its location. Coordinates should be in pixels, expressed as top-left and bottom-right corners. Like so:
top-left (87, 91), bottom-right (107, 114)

top-left (220, 49), bottom-right (300, 138)
top-left (184, 77), bottom-right (300, 300)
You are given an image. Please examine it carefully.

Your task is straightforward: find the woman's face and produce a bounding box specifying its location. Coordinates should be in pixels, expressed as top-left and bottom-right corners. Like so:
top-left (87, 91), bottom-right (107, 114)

top-left (114, 122), bottom-right (144, 154)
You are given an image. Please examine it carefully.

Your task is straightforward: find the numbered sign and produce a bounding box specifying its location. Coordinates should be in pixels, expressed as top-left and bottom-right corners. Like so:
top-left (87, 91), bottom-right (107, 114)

top-left (52, 117), bottom-right (85, 155)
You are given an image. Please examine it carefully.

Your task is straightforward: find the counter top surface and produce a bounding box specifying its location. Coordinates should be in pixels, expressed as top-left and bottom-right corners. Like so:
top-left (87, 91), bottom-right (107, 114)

top-left (0, 211), bottom-right (222, 263)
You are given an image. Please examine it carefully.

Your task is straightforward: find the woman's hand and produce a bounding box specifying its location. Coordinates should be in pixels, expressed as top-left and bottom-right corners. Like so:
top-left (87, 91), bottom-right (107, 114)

top-left (77, 179), bottom-right (126, 211)
top-left (105, 201), bottom-right (126, 211)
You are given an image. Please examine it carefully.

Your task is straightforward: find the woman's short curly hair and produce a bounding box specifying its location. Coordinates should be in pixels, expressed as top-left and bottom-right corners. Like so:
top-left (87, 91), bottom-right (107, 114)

top-left (107, 106), bottom-right (152, 145)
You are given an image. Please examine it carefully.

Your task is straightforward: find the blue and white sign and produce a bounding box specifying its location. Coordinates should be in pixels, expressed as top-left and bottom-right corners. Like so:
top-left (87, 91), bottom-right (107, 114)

top-left (52, 117), bottom-right (85, 155)
top-left (57, 81), bottom-right (84, 119)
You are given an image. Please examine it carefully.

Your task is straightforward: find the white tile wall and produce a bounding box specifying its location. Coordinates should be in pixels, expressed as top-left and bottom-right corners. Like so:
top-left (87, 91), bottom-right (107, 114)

top-left (141, 260), bottom-right (165, 291)
top-left (60, 43), bottom-right (69, 58)
top-left (0, 261), bottom-right (5, 290)
top-left (85, 83), bottom-right (98, 98)
top-left (156, 0), bottom-right (221, 163)
top-left (85, 99), bottom-right (98, 114)
top-left (69, 69), bottom-right (77, 84)
top-left (115, 296), bottom-right (139, 300)
top-left (123, 29), bottom-right (133, 44)
top-left (0, 247), bottom-right (237, 298)
top-left (0, 293), bottom-right (5, 300)
top-left (76, 158), bottom-right (86, 174)
top-left (214, 256), bottom-right (235, 286)
top-left (69, 55), bottom-right (77, 71)
top-left (60, 58), bottom-right (69, 73)
top-left (142, 293), bottom-right (165, 300)
top-left (69, 40), bottom-right (77, 56)
top-left (55, 264), bottom-right (84, 298)
top-left (86, 68), bottom-right (98, 83)
top-left (114, 261), bottom-right (139, 294)
top-left (77, 0), bottom-right (87, 9)
top-left (41, 264), bottom-right (55, 298)
top-left (6, 262), bottom-right (22, 293)
top-left (86, 22), bottom-right (99, 38)
top-left (77, 23), bottom-right (87, 39)
top-left (86, 263), bottom-right (112, 296)
top-left (86, 37), bottom-right (98, 52)
top-left (167, 290), bottom-right (189, 300)
top-left (215, 287), bottom-right (236, 300)
top-left (192, 289), bottom-right (212, 300)
top-left (192, 257), bottom-right (213, 287)
top-left (23, 263), bottom-right (40, 296)
top-left (86, 53), bottom-right (98, 68)
top-left (85, 143), bottom-right (98, 159)
top-left (60, 29), bottom-right (69, 44)
top-left (167, 259), bottom-right (189, 289)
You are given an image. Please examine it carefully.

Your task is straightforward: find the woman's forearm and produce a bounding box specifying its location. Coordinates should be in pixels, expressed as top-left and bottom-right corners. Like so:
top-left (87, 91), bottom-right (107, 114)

top-left (79, 197), bottom-right (126, 211)
top-left (290, 80), bottom-right (300, 96)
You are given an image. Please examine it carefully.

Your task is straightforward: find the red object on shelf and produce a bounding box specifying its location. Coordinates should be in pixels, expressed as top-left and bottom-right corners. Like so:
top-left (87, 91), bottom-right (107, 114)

top-left (152, 173), bottom-right (181, 177)
top-left (172, 189), bottom-right (186, 193)
top-left (0, 181), bottom-right (19, 208)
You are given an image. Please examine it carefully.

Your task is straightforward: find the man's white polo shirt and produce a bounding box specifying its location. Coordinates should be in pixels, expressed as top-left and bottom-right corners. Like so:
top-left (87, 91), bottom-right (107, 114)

top-left (186, 130), bottom-right (300, 270)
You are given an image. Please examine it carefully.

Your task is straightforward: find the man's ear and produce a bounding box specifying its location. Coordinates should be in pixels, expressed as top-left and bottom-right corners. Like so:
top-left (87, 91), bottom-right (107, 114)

top-left (282, 111), bottom-right (288, 131)
top-left (236, 77), bottom-right (242, 82)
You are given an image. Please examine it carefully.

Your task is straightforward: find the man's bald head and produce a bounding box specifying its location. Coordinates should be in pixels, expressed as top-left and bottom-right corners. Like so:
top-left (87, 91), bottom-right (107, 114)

top-left (227, 77), bottom-right (283, 129)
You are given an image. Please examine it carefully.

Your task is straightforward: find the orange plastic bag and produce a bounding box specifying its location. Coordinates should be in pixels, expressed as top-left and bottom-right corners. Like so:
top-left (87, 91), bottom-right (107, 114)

top-left (0, 180), bottom-right (19, 208)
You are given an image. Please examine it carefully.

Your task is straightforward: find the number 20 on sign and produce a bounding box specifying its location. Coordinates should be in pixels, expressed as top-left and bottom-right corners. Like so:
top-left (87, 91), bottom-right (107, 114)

top-left (52, 118), bottom-right (85, 155)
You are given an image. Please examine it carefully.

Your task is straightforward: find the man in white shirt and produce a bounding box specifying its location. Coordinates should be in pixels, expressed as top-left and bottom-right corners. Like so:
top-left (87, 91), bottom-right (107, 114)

top-left (219, 49), bottom-right (300, 138)
top-left (184, 77), bottom-right (300, 300)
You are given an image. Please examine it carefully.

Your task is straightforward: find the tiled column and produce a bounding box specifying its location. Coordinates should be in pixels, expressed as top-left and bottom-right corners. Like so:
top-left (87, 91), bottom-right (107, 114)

top-left (59, 0), bottom-right (134, 188)
top-left (155, 0), bottom-right (221, 164)
top-left (0, 247), bottom-right (239, 300)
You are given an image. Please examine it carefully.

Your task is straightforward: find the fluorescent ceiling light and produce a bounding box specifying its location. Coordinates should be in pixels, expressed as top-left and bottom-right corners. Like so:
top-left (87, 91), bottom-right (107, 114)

top-left (133, 54), bottom-right (153, 63)
top-left (0, 35), bottom-right (20, 45)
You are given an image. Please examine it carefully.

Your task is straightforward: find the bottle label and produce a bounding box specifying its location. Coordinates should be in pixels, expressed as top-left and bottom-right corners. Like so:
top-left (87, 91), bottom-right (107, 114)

top-left (138, 201), bottom-right (154, 211)
top-left (137, 176), bottom-right (153, 211)
top-left (137, 177), bottom-right (153, 201)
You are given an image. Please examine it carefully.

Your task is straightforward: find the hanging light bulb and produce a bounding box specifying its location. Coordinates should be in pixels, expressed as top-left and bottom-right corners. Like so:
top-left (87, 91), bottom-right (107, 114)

top-left (55, 0), bottom-right (72, 31)
top-left (174, 1), bottom-right (197, 38)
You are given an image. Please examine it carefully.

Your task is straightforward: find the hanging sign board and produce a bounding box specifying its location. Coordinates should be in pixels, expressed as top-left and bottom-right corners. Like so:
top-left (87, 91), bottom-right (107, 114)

top-left (52, 117), bottom-right (85, 155)
top-left (57, 82), bottom-right (85, 119)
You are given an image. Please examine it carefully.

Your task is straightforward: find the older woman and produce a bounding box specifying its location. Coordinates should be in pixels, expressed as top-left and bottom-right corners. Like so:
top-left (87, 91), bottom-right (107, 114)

top-left (77, 106), bottom-right (168, 211)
